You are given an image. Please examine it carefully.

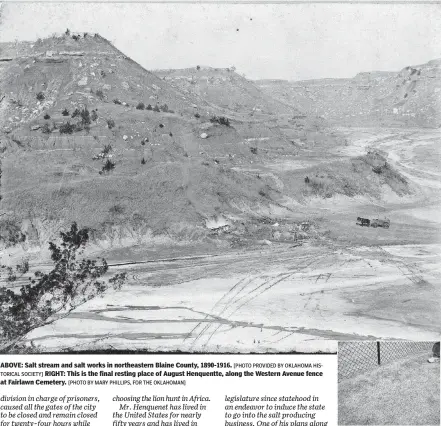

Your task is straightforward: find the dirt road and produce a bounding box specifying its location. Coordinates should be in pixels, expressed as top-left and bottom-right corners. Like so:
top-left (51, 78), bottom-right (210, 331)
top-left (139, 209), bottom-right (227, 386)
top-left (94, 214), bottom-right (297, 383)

top-left (25, 241), bottom-right (440, 352)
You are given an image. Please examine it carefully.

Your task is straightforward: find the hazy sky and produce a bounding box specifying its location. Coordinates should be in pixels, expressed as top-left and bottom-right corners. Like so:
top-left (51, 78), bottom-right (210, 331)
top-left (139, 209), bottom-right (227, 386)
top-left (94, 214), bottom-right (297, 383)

top-left (1, 2), bottom-right (440, 80)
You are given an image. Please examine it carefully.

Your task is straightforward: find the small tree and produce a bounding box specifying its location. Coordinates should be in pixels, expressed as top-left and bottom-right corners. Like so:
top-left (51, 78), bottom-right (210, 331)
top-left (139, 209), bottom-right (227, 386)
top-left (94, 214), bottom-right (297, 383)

top-left (113, 99), bottom-right (122, 105)
top-left (62, 108), bottom-right (70, 116)
top-left (0, 223), bottom-right (126, 352)
top-left (80, 107), bottom-right (91, 126)
top-left (91, 110), bottom-right (98, 122)
top-left (146, 104), bottom-right (153, 111)
top-left (43, 113), bottom-right (50, 120)
top-left (153, 105), bottom-right (160, 113)
top-left (59, 122), bottom-right (75, 134)
top-left (100, 159), bottom-right (116, 174)
top-left (136, 102), bottom-right (145, 110)
top-left (141, 157), bottom-right (146, 165)
top-left (106, 118), bottom-right (115, 129)
top-left (72, 108), bottom-right (81, 118)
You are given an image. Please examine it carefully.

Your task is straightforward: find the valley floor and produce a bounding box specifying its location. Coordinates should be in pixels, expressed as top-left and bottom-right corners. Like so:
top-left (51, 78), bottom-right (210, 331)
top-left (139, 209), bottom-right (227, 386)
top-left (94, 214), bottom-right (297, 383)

top-left (20, 127), bottom-right (441, 352)
top-left (25, 241), bottom-right (440, 352)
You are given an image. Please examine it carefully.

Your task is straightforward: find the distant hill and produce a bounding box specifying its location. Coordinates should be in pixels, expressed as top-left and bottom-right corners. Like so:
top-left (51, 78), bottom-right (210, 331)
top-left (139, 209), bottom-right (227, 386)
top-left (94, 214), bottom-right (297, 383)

top-left (256, 59), bottom-right (441, 127)
top-left (154, 66), bottom-right (347, 152)
top-left (155, 66), bottom-right (301, 117)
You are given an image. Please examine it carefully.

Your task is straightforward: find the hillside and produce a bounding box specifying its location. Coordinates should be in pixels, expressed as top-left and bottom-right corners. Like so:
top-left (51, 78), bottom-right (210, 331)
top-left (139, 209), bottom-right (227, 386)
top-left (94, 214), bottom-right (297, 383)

top-left (256, 59), bottom-right (441, 127)
top-left (0, 32), bottom-right (340, 253)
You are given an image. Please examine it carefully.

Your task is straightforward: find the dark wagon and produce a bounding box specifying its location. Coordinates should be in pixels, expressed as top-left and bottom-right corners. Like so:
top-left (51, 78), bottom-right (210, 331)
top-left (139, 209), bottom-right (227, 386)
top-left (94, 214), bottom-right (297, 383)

top-left (356, 217), bottom-right (370, 227)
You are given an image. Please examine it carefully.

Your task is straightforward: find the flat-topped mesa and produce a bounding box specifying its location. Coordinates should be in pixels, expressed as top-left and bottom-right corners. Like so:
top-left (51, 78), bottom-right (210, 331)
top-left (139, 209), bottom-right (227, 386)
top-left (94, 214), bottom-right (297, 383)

top-left (0, 32), bottom-right (121, 60)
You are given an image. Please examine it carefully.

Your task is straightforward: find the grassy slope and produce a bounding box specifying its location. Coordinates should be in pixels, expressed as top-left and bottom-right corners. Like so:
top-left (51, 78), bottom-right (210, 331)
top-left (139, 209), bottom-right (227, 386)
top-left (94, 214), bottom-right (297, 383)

top-left (279, 151), bottom-right (411, 201)
top-left (339, 353), bottom-right (440, 425)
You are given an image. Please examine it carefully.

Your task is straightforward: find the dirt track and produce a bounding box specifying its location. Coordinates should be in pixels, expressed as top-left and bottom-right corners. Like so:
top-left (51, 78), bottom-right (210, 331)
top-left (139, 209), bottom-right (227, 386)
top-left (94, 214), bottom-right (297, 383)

top-left (23, 128), bottom-right (441, 352)
top-left (25, 241), bottom-right (440, 352)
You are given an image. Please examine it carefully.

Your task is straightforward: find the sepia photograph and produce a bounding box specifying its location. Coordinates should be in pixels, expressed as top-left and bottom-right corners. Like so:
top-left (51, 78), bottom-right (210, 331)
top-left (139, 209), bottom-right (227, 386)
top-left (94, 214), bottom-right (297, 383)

top-left (0, 3), bottom-right (440, 353)
top-left (338, 341), bottom-right (440, 425)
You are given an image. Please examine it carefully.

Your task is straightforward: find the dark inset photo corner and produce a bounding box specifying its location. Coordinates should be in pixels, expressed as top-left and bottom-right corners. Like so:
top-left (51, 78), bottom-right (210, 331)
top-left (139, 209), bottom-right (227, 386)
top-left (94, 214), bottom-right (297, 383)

top-left (338, 341), bottom-right (440, 426)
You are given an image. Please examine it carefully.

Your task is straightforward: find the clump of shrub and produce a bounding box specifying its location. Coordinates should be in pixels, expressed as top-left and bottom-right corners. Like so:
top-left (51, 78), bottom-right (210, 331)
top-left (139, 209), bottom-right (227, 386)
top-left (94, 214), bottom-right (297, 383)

top-left (96, 90), bottom-right (105, 101)
top-left (109, 204), bottom-right (124, 215)
top-left (59, 122), bottom-right (76, 134)
top-left (71, 108), bottom-right (81, 118)
top-left (153, 105), bottom-right (160, 113)
top-left (159, 104), bottom-right (169, 113)
top-left (106, 118), bottom-right (115, 129)
top-left (36, 92), bottom-right (45, 101)
top-left (159, 124), bottom-right (164, 128)
top-left (113, 99), bottom-right (122, 105)
top-left (41, 123), bottom-right (52, 134)
top-left (100, 70), bottom-right (106, 78)
top-left (141, 158), bottom-right (146, 165)
top-left (62, 108), bottom-right (69, 116)
top-left (250, 147), bottom-right (258, 155)
top-left (210, 116), bottom-right (230, 127)
top-left (194, 113), bottom-right (200, 118)
top-left (100, 159), bottom-right (116, 174)
top-left (91, 110), bottom-right (98, 122)
top-left (146, 104), bottom-right (153, 111)
top-left (136, 102), bottom-right (145, 110)
top-left (102, 144), bottom-right (112, 155)
top-left (43, 113), bottom-right (50, 120)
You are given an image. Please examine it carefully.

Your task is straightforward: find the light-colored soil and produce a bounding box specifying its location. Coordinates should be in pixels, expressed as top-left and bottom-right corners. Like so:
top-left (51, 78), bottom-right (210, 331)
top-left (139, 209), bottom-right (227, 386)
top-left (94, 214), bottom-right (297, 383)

top-left (23, 240), bottom-right (440, 352)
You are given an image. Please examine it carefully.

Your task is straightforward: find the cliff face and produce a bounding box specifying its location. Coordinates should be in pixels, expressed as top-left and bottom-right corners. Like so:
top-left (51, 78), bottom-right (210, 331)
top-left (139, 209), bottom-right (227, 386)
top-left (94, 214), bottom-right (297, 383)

top-left (256, 59), bottom-right (441, 127)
